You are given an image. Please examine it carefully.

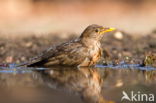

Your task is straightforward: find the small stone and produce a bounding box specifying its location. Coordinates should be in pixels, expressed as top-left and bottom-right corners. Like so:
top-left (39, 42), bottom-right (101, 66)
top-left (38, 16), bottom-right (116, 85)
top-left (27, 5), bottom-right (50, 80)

top-left (25, 42), bottom-right (33, 47)
top-left (21, 56), bottom-right (26, 61)
top-left (5, 56), bottom-right (13, 63)
top-left (114, 31), bottom-right (123, 40)
top-left (142, 53), bottom-right (156, 67)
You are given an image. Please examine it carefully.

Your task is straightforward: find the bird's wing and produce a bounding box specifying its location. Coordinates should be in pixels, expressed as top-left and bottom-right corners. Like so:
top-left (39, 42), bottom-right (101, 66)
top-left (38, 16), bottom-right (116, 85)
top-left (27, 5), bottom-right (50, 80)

top-left (43, 40), bottom-right (88, 66)
top-left (17, 39), bottom-right (88, 67)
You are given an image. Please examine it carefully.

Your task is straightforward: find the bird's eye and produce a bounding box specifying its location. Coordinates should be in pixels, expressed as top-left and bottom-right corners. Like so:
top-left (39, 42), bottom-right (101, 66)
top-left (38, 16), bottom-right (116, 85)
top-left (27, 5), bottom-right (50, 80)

top-left (95, 29), bottom-right (99, 33)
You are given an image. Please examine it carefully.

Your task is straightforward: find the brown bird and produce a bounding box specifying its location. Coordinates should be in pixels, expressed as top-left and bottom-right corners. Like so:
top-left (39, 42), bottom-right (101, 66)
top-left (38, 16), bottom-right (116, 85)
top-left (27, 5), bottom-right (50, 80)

top-left (18, 24), bottom-right (115, 67)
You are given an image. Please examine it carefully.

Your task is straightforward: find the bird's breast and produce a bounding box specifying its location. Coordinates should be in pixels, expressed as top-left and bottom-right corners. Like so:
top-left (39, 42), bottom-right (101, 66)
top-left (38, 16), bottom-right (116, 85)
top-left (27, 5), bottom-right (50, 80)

top-left (89, 42), bottom-right (101, 55)
top-left (89, 43), bottom-right (102, 65)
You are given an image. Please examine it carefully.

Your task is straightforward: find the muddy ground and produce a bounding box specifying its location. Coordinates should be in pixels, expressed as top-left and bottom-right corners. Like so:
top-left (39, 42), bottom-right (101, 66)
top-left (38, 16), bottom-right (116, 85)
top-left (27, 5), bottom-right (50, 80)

top-left (0, 31), bottom-right (156, 67)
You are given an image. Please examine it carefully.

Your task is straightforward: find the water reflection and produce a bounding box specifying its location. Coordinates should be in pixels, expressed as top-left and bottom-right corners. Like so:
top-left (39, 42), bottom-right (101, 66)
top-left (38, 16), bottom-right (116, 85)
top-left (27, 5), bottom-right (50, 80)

top-left (0, 66), bottom-right (155, 103)
top-left (34, 67), bottom-right (113, 103)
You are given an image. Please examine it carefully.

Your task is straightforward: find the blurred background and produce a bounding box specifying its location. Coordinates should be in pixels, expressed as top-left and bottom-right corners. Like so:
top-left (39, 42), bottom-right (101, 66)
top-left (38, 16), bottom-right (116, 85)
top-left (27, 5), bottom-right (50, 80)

top-left (0, 0), bottom-right (156, 35)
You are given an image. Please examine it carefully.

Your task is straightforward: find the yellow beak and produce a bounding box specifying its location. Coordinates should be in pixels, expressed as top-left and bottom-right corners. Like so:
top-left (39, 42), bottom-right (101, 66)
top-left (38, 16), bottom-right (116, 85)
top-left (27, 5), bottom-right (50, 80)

top-left (99, 28), bottom-right (116, 35)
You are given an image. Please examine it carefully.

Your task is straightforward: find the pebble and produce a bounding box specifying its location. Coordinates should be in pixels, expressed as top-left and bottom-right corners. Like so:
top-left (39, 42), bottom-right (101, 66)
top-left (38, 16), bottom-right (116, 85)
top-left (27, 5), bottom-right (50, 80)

top-left (114, 31), bottom-right (123, 40)
top-left (5, 56), bottom-right (13, 63)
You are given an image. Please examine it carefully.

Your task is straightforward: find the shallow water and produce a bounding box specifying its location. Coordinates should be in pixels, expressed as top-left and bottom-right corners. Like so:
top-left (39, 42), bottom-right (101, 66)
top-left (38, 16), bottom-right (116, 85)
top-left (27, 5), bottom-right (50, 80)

top-left (0, 64), bottom-right (155, 103)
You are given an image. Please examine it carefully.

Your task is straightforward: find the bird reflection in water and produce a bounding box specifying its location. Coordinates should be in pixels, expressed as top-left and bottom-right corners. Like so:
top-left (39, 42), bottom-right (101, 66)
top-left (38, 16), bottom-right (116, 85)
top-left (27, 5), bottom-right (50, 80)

top-left (34, 67), bottom-right (114, 103)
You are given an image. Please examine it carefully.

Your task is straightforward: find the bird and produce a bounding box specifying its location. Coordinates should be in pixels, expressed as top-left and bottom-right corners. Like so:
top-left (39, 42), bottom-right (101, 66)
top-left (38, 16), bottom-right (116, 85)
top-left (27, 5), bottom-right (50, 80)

top-left (17, 24), bottom-right (115, 67)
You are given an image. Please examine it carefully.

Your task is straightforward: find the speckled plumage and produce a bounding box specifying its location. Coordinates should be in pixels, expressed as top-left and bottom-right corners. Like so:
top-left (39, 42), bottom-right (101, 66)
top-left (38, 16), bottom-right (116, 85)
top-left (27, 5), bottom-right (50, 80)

top-left (18, 24), bottom-right (115, 67)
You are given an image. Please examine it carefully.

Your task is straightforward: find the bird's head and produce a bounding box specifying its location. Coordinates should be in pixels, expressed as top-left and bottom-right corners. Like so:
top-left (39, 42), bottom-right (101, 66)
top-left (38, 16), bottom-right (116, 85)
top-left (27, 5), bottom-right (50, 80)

top-left (80, 24), bottom-right (116, 41)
